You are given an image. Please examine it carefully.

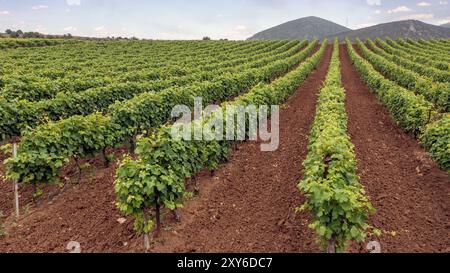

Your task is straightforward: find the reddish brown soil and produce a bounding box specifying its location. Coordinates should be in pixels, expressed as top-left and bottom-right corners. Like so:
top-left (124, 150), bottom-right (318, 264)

top-left (150, 45), bottom-right (333, 253)
top-left (0, 45), bottom-right (322, 221)
top-left (0, 151), bottom-right (60, 221)
top-left (341, 45), bottom-right (450, 253)
top-left (0, 147), bottom-right (140, 253)
top-left (1, 44), bottom-right (448, 253)
top-left (0, 45), bottom-right (332, 253)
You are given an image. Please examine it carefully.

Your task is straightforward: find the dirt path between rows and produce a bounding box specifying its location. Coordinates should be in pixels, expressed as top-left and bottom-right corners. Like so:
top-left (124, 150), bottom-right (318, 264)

top-left (0, 45), bottom-right (331, 253)
top-left (0, 44), bottom-right (318, 220)
top-left (341, 45), bottom-right (450, 253)
top-left (0, 147), bottom-right (140, 253)
top-left (150, 45), bottom-right (333, 253)
top-left (1, 44), bottom-right (447, 253)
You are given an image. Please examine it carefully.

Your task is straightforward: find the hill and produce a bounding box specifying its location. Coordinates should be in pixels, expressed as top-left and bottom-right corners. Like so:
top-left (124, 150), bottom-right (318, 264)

top-left (330, 20), bottom-right (450, 41)
top-left (248, 16), bottom-right (350, 40)
top-left (441, 23), bottom-right (450, 28)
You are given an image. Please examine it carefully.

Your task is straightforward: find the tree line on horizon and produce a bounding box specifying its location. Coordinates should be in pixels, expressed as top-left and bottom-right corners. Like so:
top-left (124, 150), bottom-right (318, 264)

top-left (1, 29), bottom-right (141, 41)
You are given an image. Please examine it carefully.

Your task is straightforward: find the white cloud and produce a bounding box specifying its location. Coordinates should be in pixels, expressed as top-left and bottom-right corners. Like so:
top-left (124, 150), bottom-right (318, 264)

top-left (235, 25), bottom-right (247, 31)
top-left (10, 20), bottom-right (26, 30)
top-left (374, 9), bottom-right (381, 14)
top-left (0, 10), bottom-right (10, 15)
top-left (32, 5), bottom-right (48, 10)
top-left (439, 1), bottom-right (448, 4)
top-left (66, 0), bottom-right (81, 6)
top-left (417, 2), bottom-right (431, 7)
top-left (34, 25), bottom-right (48, 34)
top-left (388, 6), bottom-right (412, 14)
top-left (437, 17), bottom-right (450, 24)
top-left (94, 26), bottom-right (105, 32)
top-left (397, 13), bottom-right (434, 20)
top-left (94, 26), bottom-right (112, 37)
top-left (366, 0), bottom-right (381, 6)
top-left (356, 23), bottom-right (377, 28)
top-left (217, 25), bottom-right (253, 40)
top-left (64, 26), bottom-right (77, 32)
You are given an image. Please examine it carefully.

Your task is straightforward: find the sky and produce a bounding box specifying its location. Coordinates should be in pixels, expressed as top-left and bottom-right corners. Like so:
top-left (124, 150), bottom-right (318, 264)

top-left (0, 0), bottom-right (449, 40)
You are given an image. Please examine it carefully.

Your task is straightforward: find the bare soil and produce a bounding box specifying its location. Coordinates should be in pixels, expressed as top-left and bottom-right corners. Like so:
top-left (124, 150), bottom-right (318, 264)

top-left (0, 44), bottom-right (448, 253)
top-left (150, 45), bottom-right (333, 253)
top-left (341, 45), bottom-right (450, 253)
top-left (0, 45), bottom-right (332, 253)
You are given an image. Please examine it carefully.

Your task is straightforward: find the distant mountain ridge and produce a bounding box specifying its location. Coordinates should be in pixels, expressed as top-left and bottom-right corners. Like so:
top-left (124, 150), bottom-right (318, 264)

top-left (330, 20), bottom-right (450, 41)
top-left (249, 17), bottom-right (450, 41)
top-left (441, 23), bottom-right (450, 28)
top-left (248, 16), bottom-right (350, 40)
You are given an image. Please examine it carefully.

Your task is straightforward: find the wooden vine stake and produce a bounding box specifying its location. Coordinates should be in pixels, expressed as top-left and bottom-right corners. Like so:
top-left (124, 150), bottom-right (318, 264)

top-left (12, 143), bottom-right (20, 219)
top-left (327, 236), bottom-right (336, 254)
top-left (142, 213), bottom-right (151, 252)
top-left (323, 155), bottom-right (335, 254)
top-left (153, 192), bottom-right (162, 238)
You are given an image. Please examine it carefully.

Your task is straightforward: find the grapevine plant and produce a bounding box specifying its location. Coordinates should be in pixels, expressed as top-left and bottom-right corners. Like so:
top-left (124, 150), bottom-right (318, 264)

top-left (3, 40), bottom-right (319, 188)
top-left (421, 115), bottom-right (450, 171)
top-left (298, 39), bottom-right (375, 253)
top-left (347, 39), bottom-right (449, 171)
top-left (0, 40), bottom-right (306, 141)
top-left (114, 40), bottom-right (328, 246)
top-left (367, 39), bottom-right (450, 84)
top-left (386, 38), bottom-right (449, 70)
top-left (355, 38), bottom-right (450, 112)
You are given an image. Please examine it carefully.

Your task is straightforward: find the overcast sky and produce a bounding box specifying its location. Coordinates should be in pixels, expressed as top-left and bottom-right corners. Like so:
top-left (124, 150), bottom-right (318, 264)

top-left (0, 0), bottom-right (449, 40)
